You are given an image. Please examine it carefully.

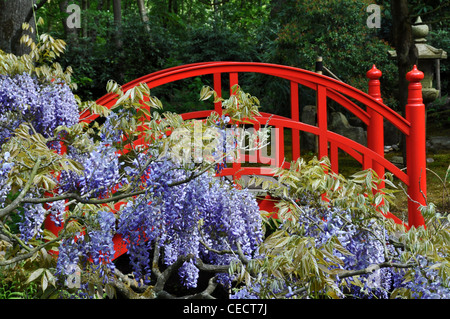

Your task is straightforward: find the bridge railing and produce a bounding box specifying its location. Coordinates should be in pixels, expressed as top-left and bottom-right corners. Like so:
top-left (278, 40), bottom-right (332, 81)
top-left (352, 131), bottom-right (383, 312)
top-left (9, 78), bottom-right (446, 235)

top-left (80, 62), bottom-right (427, 229)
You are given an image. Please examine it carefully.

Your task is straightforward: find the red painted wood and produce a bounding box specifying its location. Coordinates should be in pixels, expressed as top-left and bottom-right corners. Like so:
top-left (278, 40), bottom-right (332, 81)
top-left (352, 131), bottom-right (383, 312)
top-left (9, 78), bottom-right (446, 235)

top-left (229, 72), bottom-right (238, 95)
top-left (316, 85), bottom-right (328, 159)
top-left (366, 65), bottom-right (385, 185)
top-left (330, 142), bottom-right (339, 173)
top-left (290, 81), bottom-right (300, 160)
top-left (405, 65), bottom-right (427, 228)
top-left (213, 73), bottom-right (222, 113)
top-left (276, 127), bottom-right (285, 168)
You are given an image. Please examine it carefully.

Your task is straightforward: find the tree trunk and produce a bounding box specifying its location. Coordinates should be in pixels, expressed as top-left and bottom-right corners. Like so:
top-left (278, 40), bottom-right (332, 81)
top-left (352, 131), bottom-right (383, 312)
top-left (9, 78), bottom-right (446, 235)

top-left (59, 0), bottom-right (79, 46)
top-left (0, 0), bottom-right (36, 56)
top-left (82, 0), bottom-right (89, 38)
top-left (136, 0), bottom-right (151, 32)
top-left (97, 0), bottom-right (105, 10)
top-left (391, 0), bottom-right (418, 112)
top-left (113, 0), bottom-right (122, 48)
top-left (390, 0), bottom-right (418, 167)
top-left (113, 0), bottom-right (124, 83)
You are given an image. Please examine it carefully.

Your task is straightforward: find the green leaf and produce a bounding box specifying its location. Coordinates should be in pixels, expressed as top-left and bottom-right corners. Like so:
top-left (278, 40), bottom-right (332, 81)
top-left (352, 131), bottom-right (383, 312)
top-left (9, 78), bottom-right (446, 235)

top-left (45, 269), bottom-right (56, 288)
top-left (106, 80), bottom-right (120, 94)
top-left (41, 272), bottom-right (48, 292)
top-left (199, 86), bottom-right (214, 101)
top-left (148, 96), bottom-right (163, 109)
top-left (26, 268), bottom-right (44, 284)
top-left (105, 283), bottom-right (115, 299)
top-left (374, 193), bottom-right (383, 207)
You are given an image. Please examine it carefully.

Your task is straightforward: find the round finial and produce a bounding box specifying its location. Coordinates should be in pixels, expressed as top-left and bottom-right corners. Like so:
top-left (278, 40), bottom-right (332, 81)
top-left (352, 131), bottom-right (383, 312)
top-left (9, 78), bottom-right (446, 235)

top-left (366, 64), bottom-right (382, 79)
top-left (406, 65), bottom-right (424, 82)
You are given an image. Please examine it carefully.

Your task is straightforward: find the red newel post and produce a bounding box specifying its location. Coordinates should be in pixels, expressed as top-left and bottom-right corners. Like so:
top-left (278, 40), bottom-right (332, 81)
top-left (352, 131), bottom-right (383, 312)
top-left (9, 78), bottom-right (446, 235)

top-left (405, 65), bottom-right (427, 228)
top-left (366, 65), bottom-right (385, 185)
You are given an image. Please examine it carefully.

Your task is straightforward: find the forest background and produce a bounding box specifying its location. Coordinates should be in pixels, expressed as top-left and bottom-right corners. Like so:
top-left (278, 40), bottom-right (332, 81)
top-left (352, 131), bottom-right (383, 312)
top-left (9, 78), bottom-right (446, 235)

top-left (1, 0), bottom-right (448, 118)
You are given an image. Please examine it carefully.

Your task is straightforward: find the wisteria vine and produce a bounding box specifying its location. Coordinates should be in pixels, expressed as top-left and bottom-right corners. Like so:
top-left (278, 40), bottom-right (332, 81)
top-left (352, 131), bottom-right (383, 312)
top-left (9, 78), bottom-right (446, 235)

top-left (116, 152), bottom-right (263, 289)
top-left (0, 58), bottom-right (448, 299)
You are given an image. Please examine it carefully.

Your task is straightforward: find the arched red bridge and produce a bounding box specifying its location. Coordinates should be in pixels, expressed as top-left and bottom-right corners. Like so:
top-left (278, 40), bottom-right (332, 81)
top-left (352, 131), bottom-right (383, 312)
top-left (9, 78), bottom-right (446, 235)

top-left (74, 62), bottom-right (428, 258)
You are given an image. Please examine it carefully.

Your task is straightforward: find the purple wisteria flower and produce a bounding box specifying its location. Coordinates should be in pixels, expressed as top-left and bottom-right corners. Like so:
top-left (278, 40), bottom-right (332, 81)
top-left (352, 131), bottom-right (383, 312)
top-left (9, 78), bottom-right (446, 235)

top-left (0, 73), bottom-right (79, 144)
top-left (0, 152), bottom-right (13, 208)
top-left (117, 156), bottom-right (263, 288)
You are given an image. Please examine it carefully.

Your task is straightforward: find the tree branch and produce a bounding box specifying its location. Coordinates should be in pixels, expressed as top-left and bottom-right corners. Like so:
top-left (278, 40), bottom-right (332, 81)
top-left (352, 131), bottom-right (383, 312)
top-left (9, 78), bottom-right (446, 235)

top-left (194, 257), bottom-right (230, 273)
top-left (109, 274), bottom-right (141, 299)
top-left (22, 188), bottom-right (148, 205)
top-left (0, 213), bottom-right (79, 267)
top-left (154, 254), bottom-right (193, 295)
top-left (0, 156), bottom-right (42, 220)
top-left (235, 241), bottom-right (249, 265)
top-left (156, 275), bottom-right (219, 299)
top-left (0, 227), bottom-right (61, 267)
top-left (283, 260), bottom-right (417, 298)
top-left (25, 0), bottom-right (48, 24)
top-left (409, 1), bottom-right (450, 20)
top-left (337, 260), bottom-right (416, 280)
top-left (151, 250), bottom-right (229, 299)
top-left (21, 158), bottom-right (220, 207)
top-left (0, 221), bottom-right (32, 252)
top-left (179, 276), bottom-right (218, 299)
top-left (111, 267), bottom-right (153, 299)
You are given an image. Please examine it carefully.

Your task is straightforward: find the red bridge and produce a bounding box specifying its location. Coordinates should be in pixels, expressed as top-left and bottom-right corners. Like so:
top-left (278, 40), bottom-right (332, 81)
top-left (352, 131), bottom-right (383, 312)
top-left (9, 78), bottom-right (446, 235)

top-left (74, 62), bottom-right (427, 258)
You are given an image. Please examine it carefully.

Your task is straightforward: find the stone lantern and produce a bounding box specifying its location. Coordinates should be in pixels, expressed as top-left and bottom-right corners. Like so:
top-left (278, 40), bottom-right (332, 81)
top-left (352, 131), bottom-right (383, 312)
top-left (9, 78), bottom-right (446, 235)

top-left (389, 17), bottom-right (447, 103)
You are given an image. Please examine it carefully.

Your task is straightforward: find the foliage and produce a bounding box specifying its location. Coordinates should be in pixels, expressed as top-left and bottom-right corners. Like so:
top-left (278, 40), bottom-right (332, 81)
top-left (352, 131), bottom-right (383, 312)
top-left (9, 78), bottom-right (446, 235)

top-left (0, 267), bottom-right (38, 299)
top-left (58, 11), bottom-right (177, 101)
top-left (0, 24), bottom-right (71, 85)
top-left (231, 157), bottom-right (450, 299)
top-left (0, 29), bottom-right (449, 300)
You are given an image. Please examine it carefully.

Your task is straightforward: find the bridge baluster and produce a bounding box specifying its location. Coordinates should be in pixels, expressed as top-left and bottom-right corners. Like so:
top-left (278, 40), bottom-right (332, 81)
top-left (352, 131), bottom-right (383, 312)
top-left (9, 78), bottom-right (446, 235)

top-left (229, 72), bottom-right (240, 179)
top-left (230, 72), bottom-right (238, 95)
top-left (290, 81), bottom-right (300, 160)
top-left (316, 85), bottom-right (328, 159)
top-left (213, 73), bottom-right (222, 114)
top-left (330, 143), bottom-right (339, 173)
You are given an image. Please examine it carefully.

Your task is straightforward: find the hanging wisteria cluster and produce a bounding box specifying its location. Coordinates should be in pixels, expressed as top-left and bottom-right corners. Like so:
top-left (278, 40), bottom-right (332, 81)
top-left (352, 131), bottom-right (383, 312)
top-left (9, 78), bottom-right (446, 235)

top-left (0, 72), bottom-right (79, 145)
top-left (60, 143), bottom-right (125, 198)
top-left (55, 210), bottom-right (117, 282)
top-left (302, 206), bottom-right (392, 298)
top-left (390, 256), bottom-right (450, 299)
top-left (230, 205), bottom-right (394, 299)
top-left (117, 152), bottom-right (263, 288)
top-left (0, 152), bottom-right (13, 209)
top-left (58, 111), bottom-right (129, 200)
top-left (53, 148), bottom-right (263, 292)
